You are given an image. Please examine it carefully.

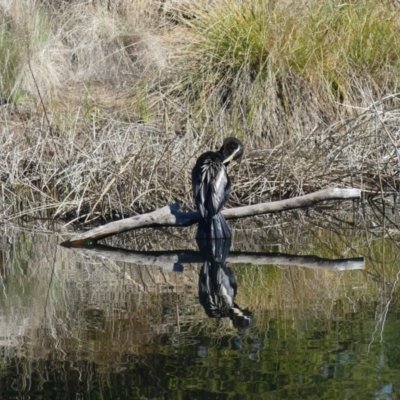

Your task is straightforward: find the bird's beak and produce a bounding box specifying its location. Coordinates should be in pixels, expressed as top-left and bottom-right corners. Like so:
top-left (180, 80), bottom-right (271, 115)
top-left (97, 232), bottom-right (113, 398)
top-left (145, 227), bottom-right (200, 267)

top-left (222, 147), bottom-right (240, 164)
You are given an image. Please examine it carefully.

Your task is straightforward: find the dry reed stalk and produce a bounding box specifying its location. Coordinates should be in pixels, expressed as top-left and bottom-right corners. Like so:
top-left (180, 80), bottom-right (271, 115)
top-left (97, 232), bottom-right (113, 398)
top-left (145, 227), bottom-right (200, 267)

top-left (1, 98), bottom-right (398, 226)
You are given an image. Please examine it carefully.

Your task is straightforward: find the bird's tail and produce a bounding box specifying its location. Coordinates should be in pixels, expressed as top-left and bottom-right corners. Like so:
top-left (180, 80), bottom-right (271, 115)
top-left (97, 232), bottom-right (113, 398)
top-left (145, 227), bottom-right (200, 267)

top-left (196, 212), bottom-right (231, 240)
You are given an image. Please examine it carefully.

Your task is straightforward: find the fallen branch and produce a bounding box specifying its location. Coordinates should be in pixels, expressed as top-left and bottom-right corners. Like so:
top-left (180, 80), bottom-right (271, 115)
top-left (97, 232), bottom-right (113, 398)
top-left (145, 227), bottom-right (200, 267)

top-left (61, 187), bottom-right (361, 245)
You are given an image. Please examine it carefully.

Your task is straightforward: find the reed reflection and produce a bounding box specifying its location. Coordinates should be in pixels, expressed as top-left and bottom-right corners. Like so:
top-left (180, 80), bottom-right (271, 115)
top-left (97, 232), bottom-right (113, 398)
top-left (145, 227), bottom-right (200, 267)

top-left (61, 239), bottom-right (364, 332)
top-left (196, 238), bottom-right (253, 329)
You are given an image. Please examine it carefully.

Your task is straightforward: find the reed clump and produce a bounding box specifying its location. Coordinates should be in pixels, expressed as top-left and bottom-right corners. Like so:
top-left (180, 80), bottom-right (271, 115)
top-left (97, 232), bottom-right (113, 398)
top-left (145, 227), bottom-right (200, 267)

top-left (0, 0), bottom-right (399, 225)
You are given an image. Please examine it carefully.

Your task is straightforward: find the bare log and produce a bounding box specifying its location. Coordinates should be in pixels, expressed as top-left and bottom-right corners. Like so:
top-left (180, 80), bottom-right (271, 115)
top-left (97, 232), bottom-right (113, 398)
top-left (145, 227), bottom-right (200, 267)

top-left (62, 243), bottom-right (364, 272)
top-left (61, 187), bottom-right (361, 245)
top-left (223, 187), bottom-right (361, 218)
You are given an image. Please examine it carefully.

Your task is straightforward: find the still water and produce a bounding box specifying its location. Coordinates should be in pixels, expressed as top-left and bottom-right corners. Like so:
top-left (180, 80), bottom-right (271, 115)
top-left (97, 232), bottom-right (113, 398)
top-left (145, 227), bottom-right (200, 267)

top-left (1, 201), bottom-right (400, 399)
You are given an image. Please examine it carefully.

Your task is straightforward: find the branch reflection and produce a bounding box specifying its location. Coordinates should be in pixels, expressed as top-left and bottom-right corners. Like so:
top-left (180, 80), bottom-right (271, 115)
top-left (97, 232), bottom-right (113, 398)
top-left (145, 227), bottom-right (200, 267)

top-left (62, 241), bottom-right (364, 328)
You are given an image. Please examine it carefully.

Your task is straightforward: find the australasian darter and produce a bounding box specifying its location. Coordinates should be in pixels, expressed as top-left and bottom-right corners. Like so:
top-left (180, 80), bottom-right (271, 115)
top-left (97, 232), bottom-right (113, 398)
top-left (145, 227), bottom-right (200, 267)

top-left (192, 137), bottom-right (244, 239)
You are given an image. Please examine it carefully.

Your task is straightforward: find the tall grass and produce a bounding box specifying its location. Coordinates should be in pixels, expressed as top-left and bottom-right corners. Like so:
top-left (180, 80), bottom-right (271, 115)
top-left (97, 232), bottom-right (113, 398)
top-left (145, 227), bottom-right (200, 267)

top-left (0, 0), bottom-right (399, 224)
top-left (180, 0), bottom-right (400, 141)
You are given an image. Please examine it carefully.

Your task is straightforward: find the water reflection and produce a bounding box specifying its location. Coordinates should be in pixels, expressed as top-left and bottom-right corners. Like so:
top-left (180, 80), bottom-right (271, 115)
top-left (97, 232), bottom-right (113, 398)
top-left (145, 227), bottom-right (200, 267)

top-left (2, 202), bottom-right (400, 399)
top-left (197, 238), bottom-right (253, 328)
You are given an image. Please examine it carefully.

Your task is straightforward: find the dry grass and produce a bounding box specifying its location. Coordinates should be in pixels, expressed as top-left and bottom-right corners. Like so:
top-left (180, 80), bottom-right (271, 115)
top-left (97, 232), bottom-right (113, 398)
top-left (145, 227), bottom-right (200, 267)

top-left (0, 0), bottom-right (399, 226)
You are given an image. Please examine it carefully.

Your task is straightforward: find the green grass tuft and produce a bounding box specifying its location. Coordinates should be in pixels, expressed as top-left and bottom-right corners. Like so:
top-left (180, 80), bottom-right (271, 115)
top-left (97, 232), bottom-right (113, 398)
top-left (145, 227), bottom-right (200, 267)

top-left (184, 0), bottom-right (400, 118)
top-left (0, 23), bottom-right (22, 103)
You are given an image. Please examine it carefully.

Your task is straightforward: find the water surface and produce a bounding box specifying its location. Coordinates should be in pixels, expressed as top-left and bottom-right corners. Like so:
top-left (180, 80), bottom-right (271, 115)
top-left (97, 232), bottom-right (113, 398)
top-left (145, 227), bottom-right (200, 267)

top-left (1, 202), bottom-right (400, 399)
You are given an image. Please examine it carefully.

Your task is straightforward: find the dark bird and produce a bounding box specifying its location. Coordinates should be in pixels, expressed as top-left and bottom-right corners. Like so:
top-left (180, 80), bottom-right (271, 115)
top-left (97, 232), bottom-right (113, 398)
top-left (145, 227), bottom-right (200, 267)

top-left (192, 137), bottom-right (244, 240)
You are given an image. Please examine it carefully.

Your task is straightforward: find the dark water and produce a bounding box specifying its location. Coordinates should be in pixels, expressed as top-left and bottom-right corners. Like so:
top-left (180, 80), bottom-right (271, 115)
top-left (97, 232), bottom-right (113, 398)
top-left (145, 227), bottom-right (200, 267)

top-left (1, 202), bottom-right (400, 399)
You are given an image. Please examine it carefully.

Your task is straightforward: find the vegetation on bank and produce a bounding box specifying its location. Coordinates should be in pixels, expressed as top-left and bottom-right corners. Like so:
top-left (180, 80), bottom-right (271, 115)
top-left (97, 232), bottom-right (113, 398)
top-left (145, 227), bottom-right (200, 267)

top-left (0, 0), bottom-right (399, 225)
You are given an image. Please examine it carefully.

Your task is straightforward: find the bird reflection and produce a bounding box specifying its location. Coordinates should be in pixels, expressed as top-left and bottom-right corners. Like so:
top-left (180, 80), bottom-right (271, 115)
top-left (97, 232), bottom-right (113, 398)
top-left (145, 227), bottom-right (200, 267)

top-left (196, 238), bottom-right (253, 329)
top-left (192, 137), bottom-right (244, 240)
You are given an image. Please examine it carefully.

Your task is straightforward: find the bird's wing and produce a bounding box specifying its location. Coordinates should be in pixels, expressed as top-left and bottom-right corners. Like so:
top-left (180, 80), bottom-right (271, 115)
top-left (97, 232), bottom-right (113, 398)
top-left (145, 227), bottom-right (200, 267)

top-left (192, 157), bottom-right (230, 218)
top-left (210, 165), bottom-right (230, 214)
top-left (192, 163), bottom-right (207, 218)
